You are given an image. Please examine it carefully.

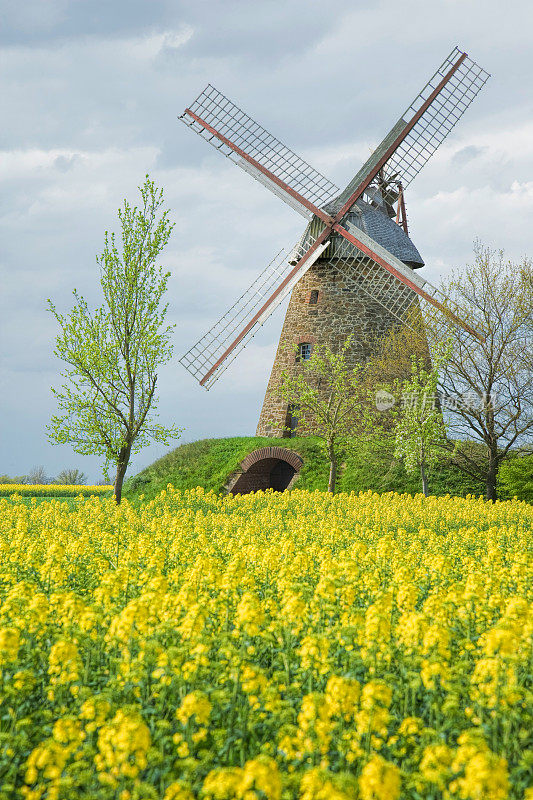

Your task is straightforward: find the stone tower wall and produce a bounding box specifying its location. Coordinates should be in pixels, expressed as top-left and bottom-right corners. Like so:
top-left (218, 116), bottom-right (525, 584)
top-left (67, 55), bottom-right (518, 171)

top-left (256, 257), bottom-right (417, 437)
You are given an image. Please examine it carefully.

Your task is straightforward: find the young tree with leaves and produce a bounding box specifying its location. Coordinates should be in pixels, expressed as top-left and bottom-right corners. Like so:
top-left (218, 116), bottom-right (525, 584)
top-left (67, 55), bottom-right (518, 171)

top-left (498, 451), bottom-right (533, 502)
top-left (393, 344), bottom-right (450, 496)
top-left (272, 338), bottom-right (367, 493)
top-left (48, 176), bottom-right (181, 503)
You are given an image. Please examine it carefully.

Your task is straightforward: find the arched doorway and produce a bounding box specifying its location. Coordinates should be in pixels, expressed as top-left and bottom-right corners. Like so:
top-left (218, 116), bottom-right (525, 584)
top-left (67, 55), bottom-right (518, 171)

top-left (226, 447), bottom-right (303, 495)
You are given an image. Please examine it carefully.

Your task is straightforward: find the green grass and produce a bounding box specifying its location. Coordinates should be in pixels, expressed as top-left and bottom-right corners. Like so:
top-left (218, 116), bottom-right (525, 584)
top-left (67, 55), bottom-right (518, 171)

top-left (123, 435), bottom-right (486, 502)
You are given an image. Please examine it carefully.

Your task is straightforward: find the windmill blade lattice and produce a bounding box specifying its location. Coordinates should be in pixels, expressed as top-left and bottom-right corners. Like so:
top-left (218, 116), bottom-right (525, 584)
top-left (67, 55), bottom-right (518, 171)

top-left (379, 47), bottom-right (490, 190)
top-left (179, 228), bottom-right (329, 389)
top-left (329, 237), bottom-right (420, 324)
top-left (180, 85), bottom-right (340, 219)
top-left (330, 220), bottom-right (485, 340)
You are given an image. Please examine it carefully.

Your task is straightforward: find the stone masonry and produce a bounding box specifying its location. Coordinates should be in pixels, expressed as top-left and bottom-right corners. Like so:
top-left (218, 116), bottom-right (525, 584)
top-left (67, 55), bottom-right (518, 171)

top-left (256, 255), bottom-right (420, 436)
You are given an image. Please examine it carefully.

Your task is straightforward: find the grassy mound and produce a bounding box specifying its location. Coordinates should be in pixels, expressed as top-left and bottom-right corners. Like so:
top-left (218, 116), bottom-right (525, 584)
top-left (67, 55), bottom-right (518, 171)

top-left (123, 436), bottom-right (486, 501)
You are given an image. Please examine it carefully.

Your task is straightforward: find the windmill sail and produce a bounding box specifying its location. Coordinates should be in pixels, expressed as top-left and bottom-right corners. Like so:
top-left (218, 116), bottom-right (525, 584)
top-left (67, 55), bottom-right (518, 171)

top-left (337, 47), bottom-right (490, 211)
top-left (179, 230), bottom-right (330, 389)
top-left (331, 221), bottom-right (484, 340)
top-left (181, 215), bottom-right (484, 391)
top-left (385, 47), bottom-right (490, 189)
top-left (180, 85), bottom-right (340, 220)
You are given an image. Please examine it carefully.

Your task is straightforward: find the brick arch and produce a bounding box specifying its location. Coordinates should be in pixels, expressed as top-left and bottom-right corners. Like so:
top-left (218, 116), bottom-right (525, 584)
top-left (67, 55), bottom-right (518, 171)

top-left (240, 447), bottom-right (303, 472)
top-left (225, 447), bottom-right (303, 495)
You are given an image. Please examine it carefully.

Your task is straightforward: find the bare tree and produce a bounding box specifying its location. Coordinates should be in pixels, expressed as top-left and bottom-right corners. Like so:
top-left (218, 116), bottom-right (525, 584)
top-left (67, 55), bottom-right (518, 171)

top-left (423, 245), bottom-right (533, 500)
top-left (27, 466), bottom-right (49, 485)
top-left (55, 468), bottom-right (87, 485)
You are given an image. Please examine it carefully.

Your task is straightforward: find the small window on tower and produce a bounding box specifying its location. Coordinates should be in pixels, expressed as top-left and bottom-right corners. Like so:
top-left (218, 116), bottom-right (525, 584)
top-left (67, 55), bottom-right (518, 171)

top-left (296, 342), bottom-right (312, 362)
top-left (309, 290), bottom-right (319, 305)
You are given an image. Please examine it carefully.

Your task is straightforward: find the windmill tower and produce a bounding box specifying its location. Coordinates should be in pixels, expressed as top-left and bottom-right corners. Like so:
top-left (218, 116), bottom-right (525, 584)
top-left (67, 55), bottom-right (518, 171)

top-left (256, 179), bottom-right (426, 435)
top-left (179, 48), bottom-right (490, 436)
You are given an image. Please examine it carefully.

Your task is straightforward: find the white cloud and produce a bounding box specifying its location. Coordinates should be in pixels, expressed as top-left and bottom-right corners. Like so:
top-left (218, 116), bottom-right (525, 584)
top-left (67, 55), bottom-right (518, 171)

top-left (105, 26), bottom-right (194, 61)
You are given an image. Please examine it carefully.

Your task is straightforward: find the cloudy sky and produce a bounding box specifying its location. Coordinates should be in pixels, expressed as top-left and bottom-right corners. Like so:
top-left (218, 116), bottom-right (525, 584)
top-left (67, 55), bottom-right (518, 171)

top-left (2, 0), bottom-right (533, 482)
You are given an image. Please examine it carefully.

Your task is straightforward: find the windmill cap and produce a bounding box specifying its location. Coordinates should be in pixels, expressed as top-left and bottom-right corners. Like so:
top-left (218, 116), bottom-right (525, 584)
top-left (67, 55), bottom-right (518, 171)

top-left (324, 197), bottom-right (425, 269)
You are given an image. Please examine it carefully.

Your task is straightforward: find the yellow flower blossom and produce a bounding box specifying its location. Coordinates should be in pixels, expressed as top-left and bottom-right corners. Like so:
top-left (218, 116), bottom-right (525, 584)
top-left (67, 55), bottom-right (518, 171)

top-left (163, 782), bottom-right (195, 800)
top-left (359, 754), bottom-right (401, 800)
top-left (0, 627), bottom-right (20, 665)
top-left (239, 757), bottom-right (281, 800)
top-left (176, 691), bottom-right (212, 725)
top-left (95, 709), bottom-right (151, 783)
top-left (419, 742), bottom-right (454, 789)
top-left (235, 593), bottom-right (265, 637)
top-left (202, 767), bottom-right (243, 798)
top-left (299, 767), bottom-right (353, 800)
top-left (450, 748), bottom-right (509, 800)
top-left (48, 639), bottom-right (80, 685)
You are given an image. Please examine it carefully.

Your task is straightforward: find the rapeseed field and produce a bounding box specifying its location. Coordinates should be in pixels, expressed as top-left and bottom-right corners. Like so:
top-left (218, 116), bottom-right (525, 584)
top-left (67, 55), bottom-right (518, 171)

top-left (0, 486), bottom-right (113, 499)
top-left (0, 488), bottom-right (531, 799)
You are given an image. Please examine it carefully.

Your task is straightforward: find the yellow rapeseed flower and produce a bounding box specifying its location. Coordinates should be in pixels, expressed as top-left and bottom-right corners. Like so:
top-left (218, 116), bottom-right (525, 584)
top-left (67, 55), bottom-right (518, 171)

top-left (359, 754), bottom-right (401, 800)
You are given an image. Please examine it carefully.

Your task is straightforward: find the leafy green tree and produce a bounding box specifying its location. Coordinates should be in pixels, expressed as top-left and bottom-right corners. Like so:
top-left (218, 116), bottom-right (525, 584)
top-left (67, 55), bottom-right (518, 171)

top-left (372, 245), bottom-right (533, 501)
top-left (0, 475), bottom-right (29, 485)
top-left (394, 344), bottom-right (450, 496)
top-left (271, 338), bottom-right (368, 493)
top-left (48, 176), bottom-right (181, 503)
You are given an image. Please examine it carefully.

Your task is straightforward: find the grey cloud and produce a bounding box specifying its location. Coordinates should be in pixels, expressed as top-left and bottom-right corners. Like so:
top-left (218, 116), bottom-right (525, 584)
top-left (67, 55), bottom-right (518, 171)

top-left (1, 0), bottom-right (174, 45)
top-left (451, 145), bottom-right (486, 168)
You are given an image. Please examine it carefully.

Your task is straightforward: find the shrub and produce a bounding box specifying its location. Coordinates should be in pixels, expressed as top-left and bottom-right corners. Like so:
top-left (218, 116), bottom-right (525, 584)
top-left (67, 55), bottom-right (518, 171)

top-left (498, 454), bottom-right (533, 502)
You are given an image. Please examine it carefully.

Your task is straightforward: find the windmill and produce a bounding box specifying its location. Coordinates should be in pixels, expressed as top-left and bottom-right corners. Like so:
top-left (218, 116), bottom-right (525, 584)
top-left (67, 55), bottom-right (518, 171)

top-left (178, 47), bottom-right (490, 436)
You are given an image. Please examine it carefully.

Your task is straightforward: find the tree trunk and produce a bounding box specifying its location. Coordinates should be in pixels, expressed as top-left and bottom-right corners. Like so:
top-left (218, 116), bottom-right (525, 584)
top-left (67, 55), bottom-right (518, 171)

top-left (485, 449), bottom-right (498, 502)
top-left (114, 446), bottom-right (131, 504)
top-left (328, 456), bottom-right (337, 494)
top-left (420, 459), bottom-right (429, 497)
